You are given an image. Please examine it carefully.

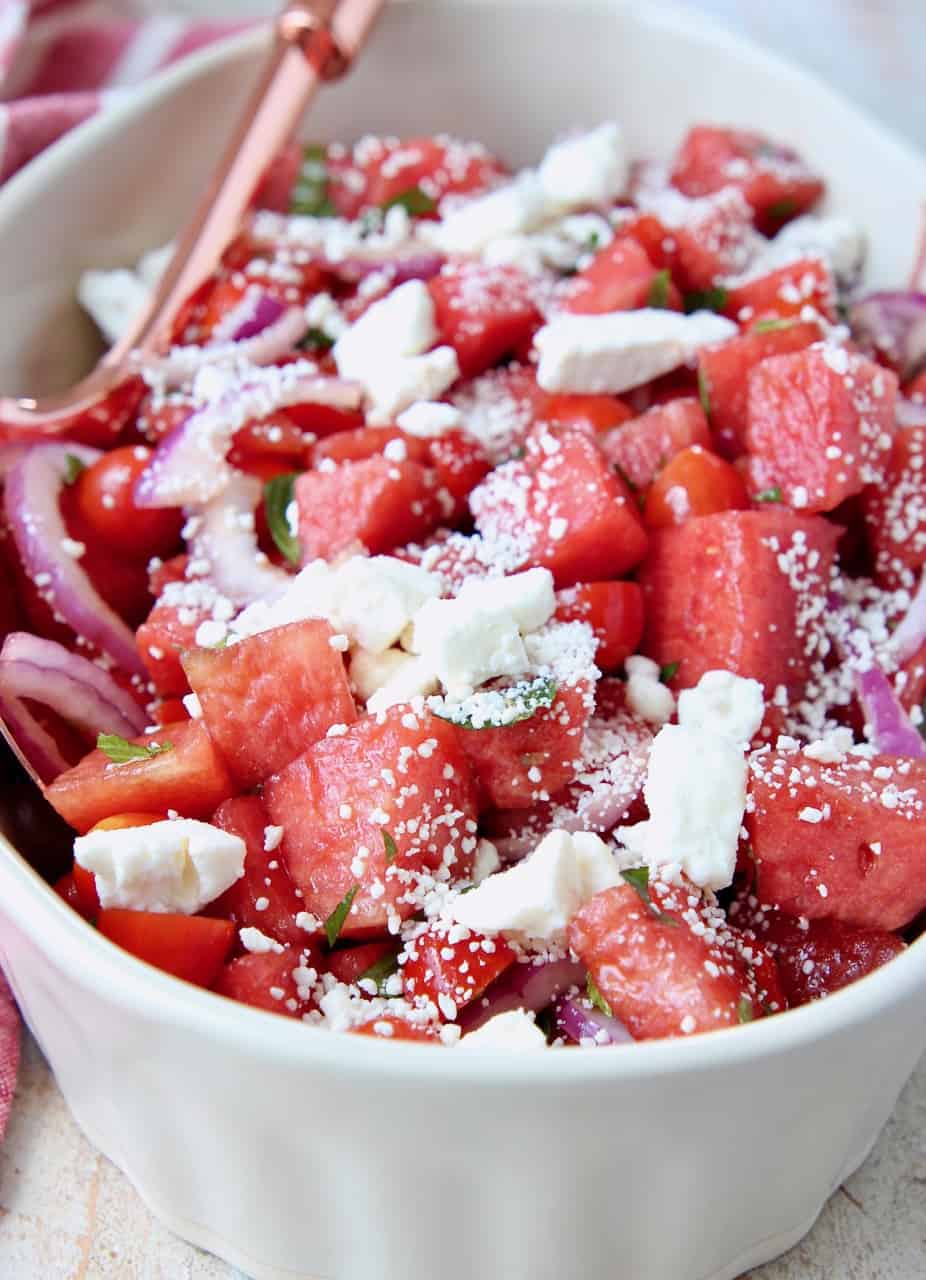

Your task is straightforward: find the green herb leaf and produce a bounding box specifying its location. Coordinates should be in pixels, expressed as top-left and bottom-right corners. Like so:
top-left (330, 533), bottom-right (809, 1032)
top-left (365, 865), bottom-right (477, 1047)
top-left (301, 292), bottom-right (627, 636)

top-left (97, 733), bottom-right (173, 765)
top-left (751, 316), bottom-right (797, 335)
top-left (358, 947), bottom-right (401, 994)
top-left (382, 830), bottom-right (398, 864)
top-left (737, 996), bottom-right (755, 1024)
top-left (659, 661), bottom-right (680, 684)
top-left (620, 866), bottom-right (677, 926)
top-left (290, 144), bottom-right (336, 218)
top-left (698, 365), bottom-right (711, 418)
top-left (63, 453), bottom-right (86, 485)
top-left (647, 268), bottom-right (672, 310)
top-left (684, 287), bottom-right (728, 315)
top-left (765, 197), bottom-right (797, 226)
top-left (586, 973), bottom-right (612, 1018)
top-left (324, 884), bottom-right (359, 947)
top-left (753, 486), bottom-right (783, 504)
top-left (381, 185), bottom-right (437, 217)
top-left (263, 472), bottom-right (302, 566)
top-left (298, 327), bottom-right (335, 353)
top-left (433, 676), bottom-right (558, 730)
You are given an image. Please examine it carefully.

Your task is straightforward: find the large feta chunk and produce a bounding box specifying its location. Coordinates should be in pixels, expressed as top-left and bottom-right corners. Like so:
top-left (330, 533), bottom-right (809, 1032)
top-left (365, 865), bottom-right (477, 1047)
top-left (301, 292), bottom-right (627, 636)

top-left (770, 214), bottom-right (866, 287)
top-left (677, 670), bottom-right (764, 745)
top-left (449, 829), bottom-right (620, 941)
top-left (456, 568), bottom-right (556, 635)
top-left (425, 170), bottom-right (553, 255)
top-left (364, 345), bottom-right (460, 423)
top-left (411, 594), bottom-right (528, 700)
top-left (539, 122), bottom-right (629, 209)
top-left (365, 654), bottom-right (440, 713)
top-left (617, 724), bottom-right (746, 891)
top-left (625, 655), bottom-right (675, 726)
top-left (74, 819), bottom-right (245, 914)
top-left (458, 1009), bottom-right (547, 1050)
top-left (533, 309), bottom-right (737, 394)
top-left (396, 401), bottom-right (463, 438)
top-left (333, 279), bottom-right (437, 382)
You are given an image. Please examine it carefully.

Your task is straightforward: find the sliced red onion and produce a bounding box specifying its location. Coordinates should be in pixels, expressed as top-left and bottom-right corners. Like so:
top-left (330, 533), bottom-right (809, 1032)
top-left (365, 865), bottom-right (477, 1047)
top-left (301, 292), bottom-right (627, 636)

top-left (459, 956), bottom-right (585, 1032)
top-left (4, 444), bottom-right (145, 675)
top-left (229, 292), bottom-right (287, 342)
top-left (0, 631), bottom-right (147, 784)
top-left (896, 397), bottom-right (926, 429)
top-left (853, 661), bottom-right (926, 757)
top-left (887, 571), bottom-right (926, 665)
top-left (552, 995), bottom-right (634, 1046)
top-left (134, 366), bottom-right (362, 509)
top-left (188, 473), bottom-right (290, 605)
top-left (330, 253), bottom-right (444, 286)
top-left (0, 444), bottom-right (28, 480)
top-left (136, 305), bottom-right (310, 391)
top-left (849, 292), bottom-right (926, 381)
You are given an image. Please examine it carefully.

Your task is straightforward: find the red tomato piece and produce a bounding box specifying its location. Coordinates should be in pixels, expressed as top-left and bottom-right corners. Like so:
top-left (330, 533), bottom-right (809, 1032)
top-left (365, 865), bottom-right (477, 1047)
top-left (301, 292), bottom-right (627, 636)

top-left (615, 212), bottom-right (674, 269)
top-left (401, 921), bottom-right (516, 1011)
top-left (0, 527), bottom-right (24, 644)
top-left (263, 708), bottom-right (479, 938)
top-left (229, 412), bottom-right (310, 461)
top-left (452, 680), bottom-right (594, 811)
top-left (599, 396), bottom-right (711, 490)
top-left (746, 346), bottom-right (898, 513)
top-left (45, 720), bottom-right (236, 834)
top-left (671, 125), bottom-right (825, 234)
top-left (563, 239), bottom-right (679, 314)
top-left (53, 871), bottom-right (94, 921)
top-left (644, 445), bottom-right (749, 528)
top-left (746, 749), bottom-right (926, 931)
top-left (282, 399), bottom-right (365, 438)
top-left (724, 257), bottom-right (835, 325)
top-left (137, 394), bottom-right (194, 443)
top-left (554, 582), bottom-right (644, 671)
top-left (361, 135), bottom-right (505, 210)
top-left (147, 554), bottom-right (188, 597)
top-left (470, 426), bottom-right (648, 588)
top-left (351, 1017), bottom-right (440, 1042)
top-left (72, 445), bottom-right (183, 562)
top-left (639, 509), bottom-right (840, 697)
top-left (325, 940), bottom-right (398, 986)
top-left (697, 319), bottom-right (822, 458)
top-left (312, 425), bottom-right (430, 468)
top-left (149, 698), bottom-right (190, 727)
top-left (539, 392), bottom-right (634, 435)
top-left (136, 599), bottom-right (204, 698)
top-left (214, 948), bottom-right (316, 1018)
top-left (208, 796), bottom-right (312, 947)
top-left (860, 423), bottom-right (926, 591)
top-left (295, 456), bottom-right (442, 562)
top-left (98, 909), bottom-right (235, 987)
top-left (429, 262), bottom-right (542, 379)
top-left (183, 619), bottom-right (357, 789)
top-left (568, 880), bottom-right (761, 1039)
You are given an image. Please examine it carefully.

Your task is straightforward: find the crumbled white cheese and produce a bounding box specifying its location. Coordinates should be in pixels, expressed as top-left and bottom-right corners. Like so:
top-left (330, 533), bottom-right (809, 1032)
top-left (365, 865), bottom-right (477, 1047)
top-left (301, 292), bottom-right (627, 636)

top-left (533, 309), bottom-right (737, 394)
top-left (677, 670), bottom-right (765, 745)
top-left (240, 927), bottom-right (284, 955)
top-left (539, 122), bottom-right (629, 210)
top-left (364, 345), bottom-right (461, 423)
top-left (412, 594), bottom-right (528, 700)
top-left (472, 838), bottom-right (501, 885)
top-left (74, 819), bottom-right (245, 914)
top-left (425, 170), bottom-right (553, 255)
top-left (771, 214), bottom-right (866, 286)
top-left (456, 568), bottom-right (556, 636)
top-left (365, 654), bottom-right (440, 713)
top-left (181, 692), bottom-right (203, 720)
top-left (624, 655), bottom-right (675, 725)
top-left (333, 279), bottom-right (437, 381)
top-left (458, 1009), bottom-right (548, 1050)
top-left (396, 401), bottom-right (463, 438)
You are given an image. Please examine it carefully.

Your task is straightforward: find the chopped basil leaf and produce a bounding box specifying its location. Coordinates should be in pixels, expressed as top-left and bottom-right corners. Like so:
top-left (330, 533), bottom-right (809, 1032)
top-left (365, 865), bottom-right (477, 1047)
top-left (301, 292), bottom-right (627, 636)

top-left (737, 996), bottom-right (755, 1024)
top-left (358, 948), bottom-right (401, 993)
top-left (263, 472), bottom-right (302, 567)
top-left (752, 316), bottom-right (796, 335)
top-left (298, 327), bottom-right (335, 353)
top-left (765, 197), bottom-right (797, 225)
top-left (324, 884), bottom-right (359, 947)
top-left (698, 365), bottom-right (711, 417)
top-left (753, 486), bottom-right (783, 504)
top-left (63, 453), bottom-right (86, 485)
top-left (381, 185), bottom-right (437, 217)
top-left (659, 661), bottom-right (679, 683)
top-left (620, 866), bottom-right (677, 925)
top-left (382, 830), bottom-right (398, 864)
top-left (432, 676), bottom-right (558, 730)
top-left (647, 269), bottom-right (672, 310)
top-left (97, 733), bottom-right (173, 764)
top-left (290, 144), bottom-right (336, 218)
top-left (586, 973), bottom-right (612, 1018)
top-left (684, 287), bottom-right (728, 315)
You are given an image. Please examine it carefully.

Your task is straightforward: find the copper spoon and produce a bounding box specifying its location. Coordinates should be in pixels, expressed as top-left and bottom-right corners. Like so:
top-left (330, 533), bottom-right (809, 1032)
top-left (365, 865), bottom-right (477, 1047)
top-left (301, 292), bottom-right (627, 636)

top-left (0, 0), bottom-right (386, 445)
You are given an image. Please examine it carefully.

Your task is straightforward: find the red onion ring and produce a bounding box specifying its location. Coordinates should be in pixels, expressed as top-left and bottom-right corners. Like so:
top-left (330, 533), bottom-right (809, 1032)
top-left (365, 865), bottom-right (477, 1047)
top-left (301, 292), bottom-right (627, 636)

top-left (188, 473), bottom-right (290, 605)
top-left (888, 571), bottom-right (926, 666)
top-left (4, 444), bottom-right (145, 676)
top-left (0, 631), bottom-right (147, 784)
top-left (552, 995), bottom-right (634, 1046)
top-left (330, 253), bottom-right (444, 286)
top-left (0, 444), bottom-right (28, 479)
top-left (849, 291), bottom-right (926, 381)
top-left (229, 292), bottom-right (287, 342)
top-left (896, 397), bottom-right (926, 429)
top-left (137, 305), bottom-right (310, 390)
top-left (459, 956), bottom-right (585, 1032)
top-left (853, 661), bottom-right (926, 757)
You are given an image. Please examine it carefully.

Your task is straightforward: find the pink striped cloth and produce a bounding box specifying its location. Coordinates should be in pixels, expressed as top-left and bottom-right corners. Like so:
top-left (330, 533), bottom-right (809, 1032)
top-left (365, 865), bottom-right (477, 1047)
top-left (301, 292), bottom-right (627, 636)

top-left (0, 0), bottom-right (252, 1140)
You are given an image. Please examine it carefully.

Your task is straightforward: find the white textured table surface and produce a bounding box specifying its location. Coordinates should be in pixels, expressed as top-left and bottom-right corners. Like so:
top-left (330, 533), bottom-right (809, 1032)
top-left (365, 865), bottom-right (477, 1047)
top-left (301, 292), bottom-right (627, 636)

top-left (1, 2), bottom-right (925, 1277)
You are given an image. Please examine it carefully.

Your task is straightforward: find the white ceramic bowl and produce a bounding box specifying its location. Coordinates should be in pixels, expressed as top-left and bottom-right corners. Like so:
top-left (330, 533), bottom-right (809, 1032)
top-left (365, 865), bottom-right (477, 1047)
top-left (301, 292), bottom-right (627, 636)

top-left (1, 4), bottom-right (925, 1278)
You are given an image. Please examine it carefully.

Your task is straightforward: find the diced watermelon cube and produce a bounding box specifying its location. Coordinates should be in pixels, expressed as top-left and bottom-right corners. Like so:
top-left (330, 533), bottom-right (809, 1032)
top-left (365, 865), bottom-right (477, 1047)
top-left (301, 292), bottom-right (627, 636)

top-left (429, 262), bottom-right (542, 379)
top-left (312, 426), bottom-right (431, 468)
top-left (599, 396), bottom-right (711, 489)
top-left (324, 940), bottom-right (397, 986)
top-left (638, 509), bottom-right (840, 698)
top-left (670, 125), bottom-right (825, 234)
top-left (182, 619), bottom-right (357, 788)
top-left (401, 920), bottom-right (516, 1010)
top-left (46, 719), bottom-right (236, 834)
top-left (425, 430), bottom-right (492, 521)
top-left (295, 456), bottom-right (442, 562)
top-left (860, 424), bottom-right (926, 590)
top-left (667, 187), bottom-right (755, 291)
top-left (470, 426), bottom-right (648, 588)
top-left (214, 949), bottom-right (315, 1017)
top-left (562, 239), bottom-right (677, 314)
top-left (98, 910), bottom-right (235, 988)
top-left (697, 319), bottom-right (822, 458)
top-left (539, 392), bottom-right (635, 435)
top-left (724, 257), bottom-right (835, 325)
top-left (746, 748), bottom-right (926, 930)
top-left (263, 708), bottom-right (478, 937)
top-left (746, 346), bottom-right (898, 513)
top-left (208, 795), bottom-right (313, 946)
top-left (136, 599), bottom-right (204, 698)
top-left (360, 135), bottom-right (505, 211)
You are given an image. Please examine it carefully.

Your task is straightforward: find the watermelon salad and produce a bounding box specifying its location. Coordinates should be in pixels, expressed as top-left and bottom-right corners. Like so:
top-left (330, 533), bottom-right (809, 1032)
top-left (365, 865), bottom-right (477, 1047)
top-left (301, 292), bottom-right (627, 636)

top-left (2, 120), bottom-right (925, 1049)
